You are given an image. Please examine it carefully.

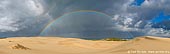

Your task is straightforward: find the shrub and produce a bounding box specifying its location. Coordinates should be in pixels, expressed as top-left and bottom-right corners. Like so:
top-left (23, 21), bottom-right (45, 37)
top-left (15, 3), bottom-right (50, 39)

top-left (102, 38), bottom-right (127, 41)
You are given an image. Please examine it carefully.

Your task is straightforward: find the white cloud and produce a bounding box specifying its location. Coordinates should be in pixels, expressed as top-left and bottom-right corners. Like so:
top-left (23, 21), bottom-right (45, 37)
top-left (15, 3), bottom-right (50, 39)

top-left (109, 0), bottom-right (170, 37)
top-left (26, 0), bottom-right (44, 15)
top-left (0, 0), bottom-right (46, 32)
top-left (0, 16), bottom-right (19, 32)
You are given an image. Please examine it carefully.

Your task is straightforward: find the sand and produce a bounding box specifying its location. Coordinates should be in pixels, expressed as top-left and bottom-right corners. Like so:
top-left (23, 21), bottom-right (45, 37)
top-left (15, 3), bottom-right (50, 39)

top-left (0, 36), bottom-right (170, 54)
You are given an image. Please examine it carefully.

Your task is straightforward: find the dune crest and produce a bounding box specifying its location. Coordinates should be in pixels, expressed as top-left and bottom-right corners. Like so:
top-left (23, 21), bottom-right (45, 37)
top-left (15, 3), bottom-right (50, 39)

top-left (105, 36), bottom-right (170, 54)
top-left (133, 36), bottom-right (161, 41)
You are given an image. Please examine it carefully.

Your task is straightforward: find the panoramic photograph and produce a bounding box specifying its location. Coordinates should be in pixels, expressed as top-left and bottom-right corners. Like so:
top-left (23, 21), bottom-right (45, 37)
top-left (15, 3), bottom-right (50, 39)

top-left (0, 0), bottom-right (170, 54)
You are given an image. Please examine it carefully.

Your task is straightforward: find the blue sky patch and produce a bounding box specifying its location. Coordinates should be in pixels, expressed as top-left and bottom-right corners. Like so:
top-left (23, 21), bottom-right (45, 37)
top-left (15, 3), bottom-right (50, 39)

top-left (131, 0), bottom-right (145, 6)
top-left (151, 12), bottom-right (170, 24)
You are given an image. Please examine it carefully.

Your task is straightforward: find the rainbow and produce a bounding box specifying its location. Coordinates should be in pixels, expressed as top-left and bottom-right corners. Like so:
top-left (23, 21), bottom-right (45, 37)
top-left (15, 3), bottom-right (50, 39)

top-left (39, 10), bottom-right (112, 35)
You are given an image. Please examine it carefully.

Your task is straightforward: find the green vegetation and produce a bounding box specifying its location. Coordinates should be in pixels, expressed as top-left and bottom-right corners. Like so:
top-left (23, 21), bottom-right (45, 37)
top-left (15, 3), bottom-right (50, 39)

top-left (83, 37), bottom-right (129, 41)
top-left (102, 38), bottom-right (128, 41)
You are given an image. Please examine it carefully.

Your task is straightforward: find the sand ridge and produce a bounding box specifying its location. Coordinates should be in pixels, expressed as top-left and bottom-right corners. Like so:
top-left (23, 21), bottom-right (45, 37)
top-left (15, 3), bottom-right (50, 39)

top-left (104, 36), bottom-right (170, 54)
top-left (0, 36), bottom-right (170, 54)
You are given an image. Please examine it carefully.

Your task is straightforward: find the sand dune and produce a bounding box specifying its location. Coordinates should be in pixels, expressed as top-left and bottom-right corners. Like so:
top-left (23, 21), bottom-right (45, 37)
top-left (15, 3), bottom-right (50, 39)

top-left (0, 36), bottom-right (170, 54)
top-left (107, 36), bottom-right (170, 54)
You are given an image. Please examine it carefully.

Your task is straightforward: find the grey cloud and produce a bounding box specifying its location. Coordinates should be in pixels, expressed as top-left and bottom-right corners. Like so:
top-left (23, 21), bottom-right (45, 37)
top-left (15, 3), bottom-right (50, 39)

top-left (1, 0), bottom-right (170, 38)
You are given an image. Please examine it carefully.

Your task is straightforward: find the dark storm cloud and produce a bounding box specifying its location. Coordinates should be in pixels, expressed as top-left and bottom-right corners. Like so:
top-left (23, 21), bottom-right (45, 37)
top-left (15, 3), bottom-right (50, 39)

top-left (44, 0), bottom-right (115, 18)
top-left (40, 11), bottom-right (137, 39)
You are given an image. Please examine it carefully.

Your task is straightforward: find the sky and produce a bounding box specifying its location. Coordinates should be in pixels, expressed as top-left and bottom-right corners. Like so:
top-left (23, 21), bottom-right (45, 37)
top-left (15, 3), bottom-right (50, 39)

top-left (0, 0), bottom-right (170, 39)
